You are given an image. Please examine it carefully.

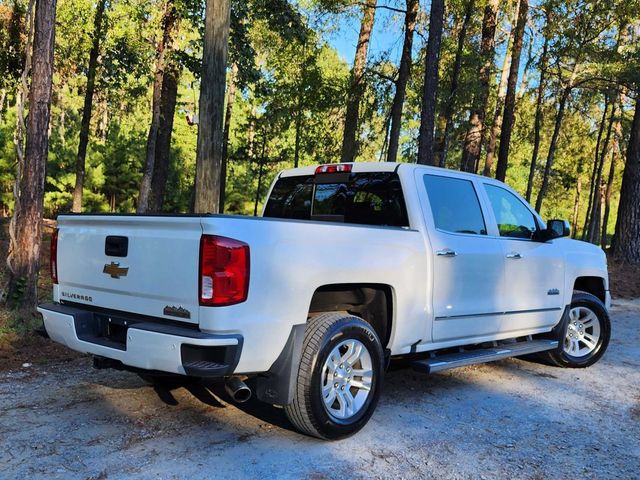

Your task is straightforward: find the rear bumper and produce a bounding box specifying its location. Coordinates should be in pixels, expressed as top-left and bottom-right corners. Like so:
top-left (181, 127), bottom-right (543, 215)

top-left (37, 303), bottom-right (242, 377)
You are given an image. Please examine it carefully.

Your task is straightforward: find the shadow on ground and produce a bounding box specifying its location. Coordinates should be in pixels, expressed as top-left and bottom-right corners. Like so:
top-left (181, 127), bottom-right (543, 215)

top-left (1, 302), bottom-right (639, 479)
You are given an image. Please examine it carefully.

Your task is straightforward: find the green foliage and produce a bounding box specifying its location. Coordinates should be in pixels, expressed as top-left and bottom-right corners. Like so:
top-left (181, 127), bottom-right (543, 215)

top-left (0, 0), bottom-right (638, 247)
top-left (0, 0), bottom-right (25, 90)
top-left (0, 101), bottom-right (16, 214)
top-left (9, 276), bottom-right (27, 303)
top-left (221, 12), bottom-right (351, 213)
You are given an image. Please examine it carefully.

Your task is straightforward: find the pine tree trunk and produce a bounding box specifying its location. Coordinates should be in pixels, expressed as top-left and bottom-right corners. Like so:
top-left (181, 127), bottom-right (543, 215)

top-left (71, 0), bottom-right (106, 213)
top-left (535, 87), bottom-right (569, 213)
top-left (516, 32), bottom-right (533, 101)
top-left (386, 0), bottom-right (418, 163)
top-left (6, 0), bottom-right (57, 309)
top-left (293, 93), bottom-right (303, 168)
top-left (435, 0), bottom-right (474, 167)
top-left (219, 62), bottom-right (238, 213)
top-left (7, 0), bottom-right (34, 300)
top-left (495, 0), bottom-right (528, 182)
top-left (571, 177), bottom-right (581, 238)
top-left (582, 96), bottom-right (610, 240)
top-left (417, 0), bottom-right (445, 166)
top-left (0, 88), bottom-right (6, 126)
top-left (253, 130), bottom-right (267, 216)
top-left (293, 42), bottom-right (308, 169)
top-left (148, 64), bottom-right (179, 213)
top-left (340, 0), bottom-right (376, 163)
top-left (482, 15), bottom-right (514, 176)
top-left (247, 104), bottom-right (257, 161)
top-left (138, 0), bottom-right (177, 213)
top-left (601, 107), bottom-right (623, 249)
top-left (194, 0), bottom-right (230, 213)
top-left (379, 110), bottom-right (392, 161)
top-left (587, 190), bottom-right (602, 246)
top-left (524, 31), bottom-right (549, 201)
top-left (460, 0), bottom-right (499, 173)
top-left (98, 97), bottom-right (109, 140)
top-left (586, 100), bottom-right (616, 244)
top-left (611, 98), bottom-right (640, 263)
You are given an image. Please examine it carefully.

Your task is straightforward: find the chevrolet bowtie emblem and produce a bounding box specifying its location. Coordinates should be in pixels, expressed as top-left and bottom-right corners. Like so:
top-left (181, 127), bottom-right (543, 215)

top-left (103, 262), bottom-right (129, 279)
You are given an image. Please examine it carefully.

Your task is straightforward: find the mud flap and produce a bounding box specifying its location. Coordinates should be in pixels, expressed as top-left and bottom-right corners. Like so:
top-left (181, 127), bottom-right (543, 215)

top-left (550, 305), bottom-right (570, 352)
top-left (255, 324), bottom-right (306, 406)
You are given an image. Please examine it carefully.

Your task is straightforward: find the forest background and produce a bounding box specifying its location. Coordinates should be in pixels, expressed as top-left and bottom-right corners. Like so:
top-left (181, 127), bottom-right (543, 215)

top-left (1, 0), bottom-right (640, 319)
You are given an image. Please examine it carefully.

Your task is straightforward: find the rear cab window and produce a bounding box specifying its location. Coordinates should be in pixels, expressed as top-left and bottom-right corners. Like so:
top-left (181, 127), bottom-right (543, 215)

top-left (264, 172), bottom-right (409, 228)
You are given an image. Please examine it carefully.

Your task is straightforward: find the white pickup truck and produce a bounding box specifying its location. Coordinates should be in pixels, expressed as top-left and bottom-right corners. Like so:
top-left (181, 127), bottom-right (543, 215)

top-left (38, 162), bottom-right (611, 439)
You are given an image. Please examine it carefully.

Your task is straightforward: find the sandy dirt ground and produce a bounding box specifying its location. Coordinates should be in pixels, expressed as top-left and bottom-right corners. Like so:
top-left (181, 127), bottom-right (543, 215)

top-left (1, 300), bottom-right (639, 480)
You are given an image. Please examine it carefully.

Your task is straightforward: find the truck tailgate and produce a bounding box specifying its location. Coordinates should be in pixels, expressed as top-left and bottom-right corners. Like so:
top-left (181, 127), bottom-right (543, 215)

top-left (55, 215), bottom-right (202, 324)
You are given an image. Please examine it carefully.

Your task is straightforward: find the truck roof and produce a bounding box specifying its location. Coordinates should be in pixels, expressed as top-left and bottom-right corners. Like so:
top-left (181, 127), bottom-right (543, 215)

top-left (278, 162), bottom-right (489, 183)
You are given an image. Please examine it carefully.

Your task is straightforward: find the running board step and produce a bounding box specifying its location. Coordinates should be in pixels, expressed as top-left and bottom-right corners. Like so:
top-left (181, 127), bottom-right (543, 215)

top-left (411, 339), bottom-right (559, 374)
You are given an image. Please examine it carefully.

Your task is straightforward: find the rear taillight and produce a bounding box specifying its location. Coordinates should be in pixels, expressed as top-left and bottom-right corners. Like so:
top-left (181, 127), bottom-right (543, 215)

top-left (199, 235), bottom-right (250, 306)
top-left (50, 228), bottom-right (59, 284)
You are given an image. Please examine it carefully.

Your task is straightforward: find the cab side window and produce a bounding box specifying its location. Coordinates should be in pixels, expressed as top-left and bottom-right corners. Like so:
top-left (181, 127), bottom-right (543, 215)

top-left (423, 175), bottom-right (487, 235)
top-left (484, 184), bottom-right (537, 239)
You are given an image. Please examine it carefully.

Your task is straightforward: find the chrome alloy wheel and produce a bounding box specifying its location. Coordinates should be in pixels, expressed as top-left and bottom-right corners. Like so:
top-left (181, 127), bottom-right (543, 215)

top-left (563, 306), bottom-right (601, 358)
top-left (321, 339), bottom-right (373, 420)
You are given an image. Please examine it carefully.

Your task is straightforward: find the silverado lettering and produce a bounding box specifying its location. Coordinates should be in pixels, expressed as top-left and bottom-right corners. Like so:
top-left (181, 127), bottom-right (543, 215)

top-left (60, 292), bottom-right (93, 302)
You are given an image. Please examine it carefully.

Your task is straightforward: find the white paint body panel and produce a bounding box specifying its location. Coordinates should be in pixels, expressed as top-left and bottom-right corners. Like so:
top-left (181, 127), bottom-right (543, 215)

top-left (43, 163), bottom-right (610, 376)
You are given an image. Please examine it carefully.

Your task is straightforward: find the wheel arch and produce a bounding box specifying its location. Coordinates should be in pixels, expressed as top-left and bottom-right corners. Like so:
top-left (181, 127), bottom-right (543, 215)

top-left (308, 283), bottom-right (394, 348)
top-left (255, 284), bottom-right (394, 406)
top-left (573, 276), bottom-right (606, 304)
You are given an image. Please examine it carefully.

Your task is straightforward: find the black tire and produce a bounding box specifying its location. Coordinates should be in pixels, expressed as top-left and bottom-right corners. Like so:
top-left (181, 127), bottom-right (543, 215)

top-left (543, 291), bottom-right (611, 368)
top-left (284, 312), bottom-right (384, 440)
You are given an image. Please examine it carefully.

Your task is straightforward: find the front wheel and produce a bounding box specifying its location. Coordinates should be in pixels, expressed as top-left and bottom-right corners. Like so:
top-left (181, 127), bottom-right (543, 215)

top-left (284, 312), bottom-right (384, 440)
top-left (544, 291), bottom-right (611, 368)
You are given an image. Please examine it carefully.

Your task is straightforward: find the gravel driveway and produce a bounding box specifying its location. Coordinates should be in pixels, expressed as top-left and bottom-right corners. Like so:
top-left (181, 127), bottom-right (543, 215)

top-left (2, 300), bottom-right (639, 480)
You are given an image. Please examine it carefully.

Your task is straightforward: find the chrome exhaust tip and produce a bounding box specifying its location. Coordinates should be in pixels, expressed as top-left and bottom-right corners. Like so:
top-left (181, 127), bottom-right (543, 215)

top-left (225, 376), bottom-right (252, 403)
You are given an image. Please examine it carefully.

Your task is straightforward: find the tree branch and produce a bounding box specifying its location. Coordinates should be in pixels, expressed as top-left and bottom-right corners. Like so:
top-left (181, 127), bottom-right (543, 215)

top-left (368, 69), bottom-right (397, 84)
top-left (354, 2), bottom-right (407, 14)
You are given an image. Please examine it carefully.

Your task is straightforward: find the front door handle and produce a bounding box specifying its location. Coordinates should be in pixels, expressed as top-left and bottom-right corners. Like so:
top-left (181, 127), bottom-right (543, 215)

top-left (436, 249), bottom-right (457, 257)
top-left (506, 252), bottom-right (523, 259)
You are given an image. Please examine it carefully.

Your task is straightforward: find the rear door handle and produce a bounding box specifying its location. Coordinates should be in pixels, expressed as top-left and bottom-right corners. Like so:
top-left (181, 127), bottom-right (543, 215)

top-left (506, 252), bottom-right (522, 259)
top-left (436, 249), bottom-right (457, 257)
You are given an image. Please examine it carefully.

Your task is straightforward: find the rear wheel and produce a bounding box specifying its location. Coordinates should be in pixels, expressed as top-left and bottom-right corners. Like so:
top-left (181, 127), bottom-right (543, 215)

top-left (284, 312), bottom-right (384, 440)
top-left (544, 291), bottom-right (611, 368)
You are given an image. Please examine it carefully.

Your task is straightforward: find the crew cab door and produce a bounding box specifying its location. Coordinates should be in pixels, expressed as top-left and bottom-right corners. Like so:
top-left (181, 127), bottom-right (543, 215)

top-left (416, 170), bottom-right (506, 342)
top-left (480, 183), bottom-right (565, 331)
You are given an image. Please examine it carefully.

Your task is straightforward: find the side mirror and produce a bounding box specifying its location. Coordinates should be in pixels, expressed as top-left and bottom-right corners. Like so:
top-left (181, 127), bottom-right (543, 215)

top-left (546, 219), bottom-right (571, 240)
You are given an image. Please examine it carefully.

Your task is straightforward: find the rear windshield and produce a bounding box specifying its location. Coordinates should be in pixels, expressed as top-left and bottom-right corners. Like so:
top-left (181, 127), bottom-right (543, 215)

top-left (263, 172), bottom-right (409, 227)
